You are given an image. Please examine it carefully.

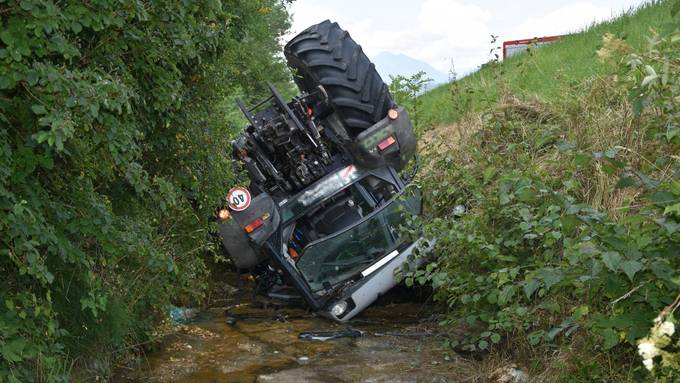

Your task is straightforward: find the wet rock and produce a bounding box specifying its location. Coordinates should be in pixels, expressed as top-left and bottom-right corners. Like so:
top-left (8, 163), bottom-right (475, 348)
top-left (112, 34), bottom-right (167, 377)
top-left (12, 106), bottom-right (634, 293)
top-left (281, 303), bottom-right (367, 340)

top-left (489, 364), bottom-right (528, 383)
top-left (225, 316), bottom-right (237, 325)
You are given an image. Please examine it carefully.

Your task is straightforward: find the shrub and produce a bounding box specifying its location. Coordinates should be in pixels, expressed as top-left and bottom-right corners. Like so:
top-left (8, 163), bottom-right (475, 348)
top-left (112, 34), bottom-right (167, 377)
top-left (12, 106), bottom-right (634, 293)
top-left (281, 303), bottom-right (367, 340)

top-left (0, 1), bottom-right (291, 381)
top-left (405, 13), bottom-right (680, 381)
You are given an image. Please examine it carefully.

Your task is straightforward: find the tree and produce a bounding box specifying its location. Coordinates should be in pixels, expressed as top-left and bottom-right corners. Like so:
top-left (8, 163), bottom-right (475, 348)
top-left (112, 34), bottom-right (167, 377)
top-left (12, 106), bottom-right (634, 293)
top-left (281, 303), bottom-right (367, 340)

top-left (0, 1), bottom-right (292, 380)
top-left (389, 71), bottom-right (433, 129)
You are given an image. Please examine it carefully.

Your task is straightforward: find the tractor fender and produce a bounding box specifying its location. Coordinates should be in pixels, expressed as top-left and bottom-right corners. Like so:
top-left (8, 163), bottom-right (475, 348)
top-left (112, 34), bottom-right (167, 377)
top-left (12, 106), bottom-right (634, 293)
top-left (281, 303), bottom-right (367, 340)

top-left (219, 192), bottom-right (280, 269)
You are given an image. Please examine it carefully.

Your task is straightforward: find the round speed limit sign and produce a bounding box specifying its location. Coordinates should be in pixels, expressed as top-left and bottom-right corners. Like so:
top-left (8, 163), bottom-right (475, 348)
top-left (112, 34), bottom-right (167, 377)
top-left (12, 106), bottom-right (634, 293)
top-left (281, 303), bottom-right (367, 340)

top-left (227, 187), bottom-right (251, 211)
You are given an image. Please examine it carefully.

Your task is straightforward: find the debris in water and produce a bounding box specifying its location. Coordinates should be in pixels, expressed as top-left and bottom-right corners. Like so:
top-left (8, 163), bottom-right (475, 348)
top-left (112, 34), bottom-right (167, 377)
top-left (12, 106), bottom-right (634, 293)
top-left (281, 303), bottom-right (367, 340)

top-left (298, 328), bottom-right (362, 341)
top-left (489, 364), bottom-right (528, 383)
top-left (223, 310), bottom-right (294, 324)
top-left (168, 305), bottom-right (199, 324)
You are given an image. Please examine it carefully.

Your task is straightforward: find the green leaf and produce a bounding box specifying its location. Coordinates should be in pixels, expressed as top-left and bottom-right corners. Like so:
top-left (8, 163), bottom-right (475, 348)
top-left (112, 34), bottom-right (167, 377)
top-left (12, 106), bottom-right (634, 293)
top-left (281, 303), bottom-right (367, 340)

top-left (31, 104), bottom-right (47, 115)
top-left (538, 268), bottom-right (563, 290)
top-left (648, 191), bottom-right (675, 207)
top-left (426, 263), bottom-right (434, 273)
top-left (546, 326), bottom-right (564, 341)
top-left (572, 305), bottom-right (589, 321)
top-left (654, 218), bottom-right (680, 234)
top-left (499, 190), bottom-right (510, 205)
top-left (523, 279), bottom-right (540, 299)
top-left (601, 251), bottom-right (622, 272)
top-left (482, 166), bottom-right (496, 183)
top-left (1, 339), bottom-right (27, 362)
top-left (478, 340), bottom-right (489, 350)
top-left (651, 260), bottom-right (673, 281)
top-left (20, 0), bottom-right (33, 11)
top-left (490, 333), bottom-right (501, 344)
top-left (89, 103), bottom-right (99, 118)
top-left (599, 328), bottom-right (619, 350)
top-left (0, 75), bottom-right (15, 89)
top-left (635, 171), bottom-right (659, 189)
top-left (620, 260), bottom-right (643, 282)
top-left (664, 202), bottom-right (680, 216)
top-left (25, 69), bottom-right (39, 86)
top-left (541, 302), bottom-right (561, 314)
top-left (497, 285), bottom-right (515, 305)
top-left (672, 0), bottom-right (680, 16)
top-left (573, 152), bottom-right (592, 168)
top-left (616, 176), bottom-right (638, 189)
top-left (527, 330), bottom-right (544, 346)
top-left (71, 21), bottom-right (83, 33)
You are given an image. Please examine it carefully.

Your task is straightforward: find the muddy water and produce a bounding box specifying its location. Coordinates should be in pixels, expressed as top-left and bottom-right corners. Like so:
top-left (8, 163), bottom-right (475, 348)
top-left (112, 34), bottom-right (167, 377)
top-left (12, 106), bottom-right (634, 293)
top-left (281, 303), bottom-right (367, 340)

top-left (115, 296), bottom-right (474, 383)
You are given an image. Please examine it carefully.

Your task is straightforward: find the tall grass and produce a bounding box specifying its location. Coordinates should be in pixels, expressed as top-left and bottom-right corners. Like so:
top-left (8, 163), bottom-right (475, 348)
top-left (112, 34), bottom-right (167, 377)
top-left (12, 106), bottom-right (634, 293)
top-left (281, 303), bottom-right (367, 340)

top-left (419, 0), bottom-right (676, 128)
top-left (405, 1), bottom-right (680, 380)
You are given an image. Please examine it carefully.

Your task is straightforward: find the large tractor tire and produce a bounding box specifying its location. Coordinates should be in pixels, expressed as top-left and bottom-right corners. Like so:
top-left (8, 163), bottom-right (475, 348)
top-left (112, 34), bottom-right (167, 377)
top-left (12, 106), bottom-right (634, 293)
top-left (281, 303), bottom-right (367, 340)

top-left (284, 20), bottom-right (393, 136)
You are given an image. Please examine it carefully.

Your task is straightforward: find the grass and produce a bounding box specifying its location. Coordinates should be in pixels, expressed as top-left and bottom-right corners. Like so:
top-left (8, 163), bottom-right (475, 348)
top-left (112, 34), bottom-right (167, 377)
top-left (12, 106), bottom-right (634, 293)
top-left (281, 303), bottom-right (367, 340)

top-left (407, 1), bottom-right (680, 381)
top-left (418, 0), bottom-right (677, 128)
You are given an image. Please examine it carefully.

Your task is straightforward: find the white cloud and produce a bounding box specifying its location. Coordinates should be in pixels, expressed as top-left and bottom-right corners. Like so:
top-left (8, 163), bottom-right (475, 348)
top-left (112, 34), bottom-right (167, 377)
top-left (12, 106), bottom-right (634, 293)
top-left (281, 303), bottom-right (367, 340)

top-left (288, 0), bottom-right (492, 74)
top-left (415, 0), bottom-right (491, 72)
top-left (418, 0), bottom-right (491, 48)
top-left (285, 0), bottom-right (335, 38)
top-left (286, 1), bottom-right (649, 76)
top-left (510, 3), bottom-right (614, 38)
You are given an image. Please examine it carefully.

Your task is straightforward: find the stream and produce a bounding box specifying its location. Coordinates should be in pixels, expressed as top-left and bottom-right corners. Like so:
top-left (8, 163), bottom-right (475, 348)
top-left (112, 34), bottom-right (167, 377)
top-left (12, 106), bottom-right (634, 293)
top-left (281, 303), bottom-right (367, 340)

top-left (113, 290), bottom-right (482, 383)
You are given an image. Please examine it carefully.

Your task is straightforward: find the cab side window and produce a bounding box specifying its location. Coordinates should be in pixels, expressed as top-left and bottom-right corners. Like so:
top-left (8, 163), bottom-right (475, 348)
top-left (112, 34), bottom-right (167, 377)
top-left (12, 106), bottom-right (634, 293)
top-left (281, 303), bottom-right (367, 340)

top-left (359, 176), bottom-right (397, 206)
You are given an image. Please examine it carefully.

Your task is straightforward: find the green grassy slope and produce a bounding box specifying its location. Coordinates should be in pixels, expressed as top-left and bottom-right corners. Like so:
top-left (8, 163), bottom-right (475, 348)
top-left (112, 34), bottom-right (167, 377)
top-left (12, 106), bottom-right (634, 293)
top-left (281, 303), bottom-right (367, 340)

top-left (406, 1), bottom-right (680, 380)
top-left (419, 0), bottom-right (676, 127)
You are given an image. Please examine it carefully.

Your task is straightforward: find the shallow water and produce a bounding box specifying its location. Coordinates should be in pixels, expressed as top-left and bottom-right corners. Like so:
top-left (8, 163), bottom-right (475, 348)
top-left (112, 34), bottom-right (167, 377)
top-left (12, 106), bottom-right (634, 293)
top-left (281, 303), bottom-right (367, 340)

top-left (114, 295), bottom-right (473, 383)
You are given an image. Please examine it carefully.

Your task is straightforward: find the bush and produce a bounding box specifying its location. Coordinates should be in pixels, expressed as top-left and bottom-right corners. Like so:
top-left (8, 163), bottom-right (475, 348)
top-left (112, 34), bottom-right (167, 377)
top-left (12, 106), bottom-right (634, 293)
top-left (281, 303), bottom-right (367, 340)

top-left (389, 71), bottom-right (433, 129)
top-left (0, 1), bottom-right (291, 381)
top-left (406, 13), bottom-right (680, 381)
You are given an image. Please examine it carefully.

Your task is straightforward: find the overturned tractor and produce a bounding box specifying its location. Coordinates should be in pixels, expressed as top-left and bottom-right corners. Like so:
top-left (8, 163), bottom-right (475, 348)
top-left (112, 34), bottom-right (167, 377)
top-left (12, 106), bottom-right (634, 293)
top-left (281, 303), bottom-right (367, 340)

top-left (219, 20), bottom-right (422, 322)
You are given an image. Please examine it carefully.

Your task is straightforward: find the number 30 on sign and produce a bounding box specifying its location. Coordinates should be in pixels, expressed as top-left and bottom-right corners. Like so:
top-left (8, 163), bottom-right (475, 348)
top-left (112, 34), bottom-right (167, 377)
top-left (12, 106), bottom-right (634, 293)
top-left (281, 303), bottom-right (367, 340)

top-left (227, 187), bottom-right (251, 211)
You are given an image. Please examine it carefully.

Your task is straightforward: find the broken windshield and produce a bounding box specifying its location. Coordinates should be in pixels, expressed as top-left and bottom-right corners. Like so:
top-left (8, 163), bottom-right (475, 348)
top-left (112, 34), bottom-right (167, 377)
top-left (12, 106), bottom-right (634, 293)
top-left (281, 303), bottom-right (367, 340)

top-left (295, 186), bottom-right (421, 291)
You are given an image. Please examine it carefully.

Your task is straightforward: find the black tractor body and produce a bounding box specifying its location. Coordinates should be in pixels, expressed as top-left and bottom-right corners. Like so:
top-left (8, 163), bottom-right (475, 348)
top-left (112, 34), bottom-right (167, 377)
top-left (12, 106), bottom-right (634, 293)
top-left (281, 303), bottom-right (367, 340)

top-left (217, 20), bottom-right (422, 321)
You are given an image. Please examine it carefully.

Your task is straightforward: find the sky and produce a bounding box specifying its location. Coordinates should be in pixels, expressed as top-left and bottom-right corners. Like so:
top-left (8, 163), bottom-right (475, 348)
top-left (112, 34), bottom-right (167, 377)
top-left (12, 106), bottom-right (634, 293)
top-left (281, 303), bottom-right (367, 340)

top-left (286, 0), bottom-right (650, 75)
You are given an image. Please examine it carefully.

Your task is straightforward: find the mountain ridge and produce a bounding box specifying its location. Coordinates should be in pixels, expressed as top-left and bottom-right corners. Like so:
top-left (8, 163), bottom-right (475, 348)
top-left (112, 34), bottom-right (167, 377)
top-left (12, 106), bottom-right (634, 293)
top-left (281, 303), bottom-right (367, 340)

top-left (371, 52), bottom-right (449, 86)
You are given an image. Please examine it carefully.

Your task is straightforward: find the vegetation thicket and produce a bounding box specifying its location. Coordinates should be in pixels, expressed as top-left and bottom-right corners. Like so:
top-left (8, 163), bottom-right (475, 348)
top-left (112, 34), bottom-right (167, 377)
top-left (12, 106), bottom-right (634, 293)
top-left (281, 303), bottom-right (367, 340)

top-left (3, 0), bottom-right (679, 381)
top-left (402, 1), bottom-right (680, 380)
top-left (0, 1), bottom-right (292, 381)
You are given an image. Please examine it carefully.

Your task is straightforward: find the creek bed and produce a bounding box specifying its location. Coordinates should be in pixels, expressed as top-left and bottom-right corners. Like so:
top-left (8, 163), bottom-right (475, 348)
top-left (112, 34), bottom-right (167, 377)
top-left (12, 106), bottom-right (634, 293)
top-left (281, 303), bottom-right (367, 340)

top-left (114, 294), bottom-right (478, 383)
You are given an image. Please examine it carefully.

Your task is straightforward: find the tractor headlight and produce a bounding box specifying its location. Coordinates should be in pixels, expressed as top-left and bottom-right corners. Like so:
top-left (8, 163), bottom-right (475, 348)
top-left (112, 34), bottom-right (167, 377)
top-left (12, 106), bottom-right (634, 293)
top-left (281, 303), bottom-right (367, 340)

top-left (330, 300), bottom-right (348, 317)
